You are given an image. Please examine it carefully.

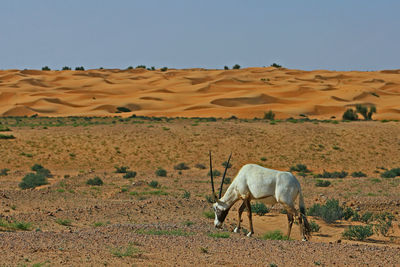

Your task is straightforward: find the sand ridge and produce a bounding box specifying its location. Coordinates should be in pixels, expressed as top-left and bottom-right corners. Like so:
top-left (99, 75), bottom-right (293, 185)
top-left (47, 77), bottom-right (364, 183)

top-left (0, 67), bottom-right (399, 119)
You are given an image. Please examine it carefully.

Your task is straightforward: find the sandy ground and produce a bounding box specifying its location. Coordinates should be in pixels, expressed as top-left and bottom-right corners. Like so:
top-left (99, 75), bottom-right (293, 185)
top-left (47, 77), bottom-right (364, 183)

top-left (1, 67), bottom-right (400, 119)
top-left (0, 118), bottom-right (400, 266)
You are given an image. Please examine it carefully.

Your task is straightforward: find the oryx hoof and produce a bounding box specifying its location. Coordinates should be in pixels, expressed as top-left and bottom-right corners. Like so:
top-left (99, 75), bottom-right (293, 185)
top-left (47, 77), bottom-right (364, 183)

top-left (246, 232), bottom-right (253, 237)
top-left (233, 227), bottom-right (240, 233)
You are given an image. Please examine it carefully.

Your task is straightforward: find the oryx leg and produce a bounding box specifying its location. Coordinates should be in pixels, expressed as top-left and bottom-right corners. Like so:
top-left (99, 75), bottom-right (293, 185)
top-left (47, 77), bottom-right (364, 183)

top-left (234, 201), bottom-right (246, 233)
top-left (283, 203), bottom-right (297, 239)
top-left (244, 198), bottom-right (254, 237)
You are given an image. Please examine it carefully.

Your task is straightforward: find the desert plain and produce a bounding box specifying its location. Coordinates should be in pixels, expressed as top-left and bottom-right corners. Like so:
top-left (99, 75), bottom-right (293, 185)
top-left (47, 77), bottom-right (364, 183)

top-left (0, 67), bottom-right (400, 266)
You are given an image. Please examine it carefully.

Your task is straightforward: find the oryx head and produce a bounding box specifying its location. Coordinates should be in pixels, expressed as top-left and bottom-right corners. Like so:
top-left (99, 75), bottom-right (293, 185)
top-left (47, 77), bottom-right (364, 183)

top-left (209, 151), bottom-right (232, 228)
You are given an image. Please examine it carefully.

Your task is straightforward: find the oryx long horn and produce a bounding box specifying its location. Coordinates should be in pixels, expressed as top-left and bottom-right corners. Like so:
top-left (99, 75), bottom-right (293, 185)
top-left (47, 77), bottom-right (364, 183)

top-left (219, 152), bottom-right (232, 199)
top-left (209, 151), bottom-right (217, 201)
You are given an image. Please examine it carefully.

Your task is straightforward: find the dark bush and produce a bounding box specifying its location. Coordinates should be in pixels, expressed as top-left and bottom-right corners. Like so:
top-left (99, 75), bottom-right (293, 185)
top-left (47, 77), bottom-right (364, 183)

top-left (42, 66), bottom-right (50, 71)
top-left (361, 212), bottom-right (374, 224)
top-left (116, 107), bottom-right (131, 113)
top-left (356, 104), bottom-right (376, 120)
top-left (271, 63), bottom-right (282, 68)
top-left (380, 168), bottom-right (400, 178)
top-left (75, 66), bottom-right (85, 71)
top-left (0, 134), bottom-right (15, 139)
top-left (195, 163), bottom-right (206, 169)
top-left (19, 173), bottom-right (48, 189)
top-left (207, 170), bottom-right (221, 177)
top-left (174, 163), bottom-right (189, 170)
top-left (31, 164), bottom-right (52, 178)
top-left (136, 65), bottom-right (146, 69)
top-left (251, 202), bottom-right (269, 216)
top-left (264, 110), bottom-right (275, 120)
top-left (343, 207), bottom-right (355, 220)
top-left (222, 161), bottom-right (232, 168)
top-left (223, 177), bottom-right (231, 184)
top-left (224, 66), bottom-right (229, 70)
top-left (123, 171), bottom-right (137, 179)
top-left (315, 179), bottom-right (331, 187)
top-left (374, 212), bottom-right (394, 236)
top-left (155, 168), bottom-right (167, 177)
top-left (342, 109), bottom-right (358, 121)
top-left (86, 177), bottom-right (103, 186)
top-left (351, 171), bottom-right (367, 177)
top-left (115, 166), bottom-right (129, 173)
top-left (0, 168), bottom-right (9, 176)
top-left (290, 164), bottom-right (310, 173)
top-left (232, 64), bottom-right (241, 69)
top-left (316, 170), bottom-right (347, 178)
top-left (160, 67), bottom-right (168, 72)
top-left (309, 220), bottom-right (320, 232)
top-left (308, 198), bottom-right (344, 223)
top-left (342, 225), bottom-right (373, 241)
top-left (62, 66), bottom-right (71, 70)
top-left (149, 180), bottom-right (159, 188)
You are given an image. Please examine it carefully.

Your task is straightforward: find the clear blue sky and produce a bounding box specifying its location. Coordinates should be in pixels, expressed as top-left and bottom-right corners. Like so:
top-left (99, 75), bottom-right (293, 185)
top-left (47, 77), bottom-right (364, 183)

top-left (1, 0), bottom-right (399, 71)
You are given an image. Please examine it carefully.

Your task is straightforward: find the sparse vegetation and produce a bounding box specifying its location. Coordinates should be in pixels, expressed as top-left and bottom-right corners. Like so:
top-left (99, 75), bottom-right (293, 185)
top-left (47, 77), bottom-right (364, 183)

top-left (316, 170), bottom-right (348, 178)
top-left (380, 168), bottom-right (400, 178)
top-left (182, 190), bottom-right (190, 199)
top-left (251, 202), bottom-right (269, 216)
top-left (315, 179), bottom-right (331, 187)
top-left (307, 198), bottom-right (344, 223)
top-left (290, 164), bottom-right (310, 173)
top-left (155, 168), bottom-right (167, 177)
top-left (222, 161), bottom-right (232, 168)
top-left (351, 171), bottom-right (367, 177)
top-left (203, 210), bottom-right (214, 219)
top-left (207, 170), bottom-right (221, 177)
top-left (19, 172), bottom-right (48, 190)
top-left (356, 104), bottom-right (376, 120)
top-left (271, 63), bottom-right (282, 68)
top-left (0, 168), bottom-right (9, 176)
top-left (262, 230), bottom-right (289, 240)
top-left (115, 166), bottom-right (129, 173)
top-left (264, 110), bottom-right (275, 120)
top-left (110, 244), bottom-right (141, 258)
top-left (123, 171), bottom-right (137, 179)
top-left (75, 66), bottom-right (85, 71)
top-left (0, 134), bottom-right (15, 139)
top-left (86, 177), bottom-right (103, 186)
top-left (62, 66), bottom-right (71, 70)
top-left (342, 109), bottom-right (358, 121)
top-left (208, 232), bottom-right (230, 238)
top-left (148, 180), bottom-right (159, 188)
top-left (0, 219), bottom-right (32, 231)
top-left (232, 64), bottom-right (241, 70)
top-left (309, 220), bottom-right (320, 233)
top-left (56, 218), bottom-right (72, 226)
top-left (342, 225), bottom-right (373, 241)
top-left (195, 163), bottom-right (206, 169)
top-left (174, 162), bottom-right (189, 170)
top-left (160, 67), bottom-right (168, 72)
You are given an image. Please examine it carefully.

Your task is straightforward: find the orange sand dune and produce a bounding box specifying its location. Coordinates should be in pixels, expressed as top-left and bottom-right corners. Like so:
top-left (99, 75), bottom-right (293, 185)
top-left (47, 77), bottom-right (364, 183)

top-left (0, 67), bottom-right (399, 119)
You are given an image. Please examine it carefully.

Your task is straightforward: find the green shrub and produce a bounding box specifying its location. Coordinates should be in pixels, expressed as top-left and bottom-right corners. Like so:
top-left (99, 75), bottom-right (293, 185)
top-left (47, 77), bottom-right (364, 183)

top-left (222, 161), bottom-right (232, 168)
top-left (62, 66), bottom-right (71, 70)
top-left (203, 210), bottom-right (214, 219)
top-left (351, 211), bottom-right (361, 222)
top-left (307, 198), bottom-right (343, 223)
top-left (290, 164), bottom-right (310, 173)
top-left (182, 190), bottom-right (190, 199)
top-left (148, 180), bottom-right (159, 188)
top-left (224, 66), bottom-right (229, 70)
top-left (0, 168), bottom-right (9, 176)
top-left (207, 170), bottom-right (221, 177)
top-left (86, 177), bottom-right (103, 186)
top-left (342, 225), bottom-right (373, 241)
top-left (316, 170), bottom-right (347, 178)
top-left (208, 232), bottom-right (230, 238)
top-left (380, 168), bottom-right (400, 178)
top-left (136, 65), bottom-right (146, 69)
top-left (271, 63), bottom-right (282, 68)
top-left (351, 171), bottom-right (367, 177)
top-left (123, 171), bottom-right (137, 179)
top-left (110, 244), bottom-right (140, 258)
top-left (309, 220), bottom-right (320, 233)
top-left (160, 67), bottom-right (168, 72)
top-left (315, 179), bottom-right (331, 187)
top-left (251, 202), bottom-right (269, 216)
top-left (42, 66), bottom-right (50, 71)
top-left (75, 66), bottom-right (85, 71)
top-left (374, 212), bottom-right (394, 236)
top-left (223, 177), bottom-right (231, 184)
top-left (264, 110), bottom-right (275, 120)
top-left (359, 212), bottom-right (374, 224)
top-left (56, 218), bottom-right (72, 226)
top-left (356, 104), bottom-right (376, 120)
top-left (31, 164), bottom-right (52, 178)
top-left (262, 230), bottom-right (289, 240)
top-left (155, 168), bottom-right (167, 177)
top-left (115, 166), bottom-right (129, 173)
top-left (232, 64), bottom-right (241, 69)
top-left (19, 173), bottom-right (48, 189)
top-left (205, 195), bottom-right (214, 203)
top-left (0, 134), bottom-right (15, 139)
top-left (195, 163), bottom-right (206, 169)
top-left (342, 109), bottom-right (358, 121)
top-left (260, 157), bottom-right (267, 161)
top-left (343, 207), bottom-right (355, 220)
top-left (174, 163), bottom-right (189, 170)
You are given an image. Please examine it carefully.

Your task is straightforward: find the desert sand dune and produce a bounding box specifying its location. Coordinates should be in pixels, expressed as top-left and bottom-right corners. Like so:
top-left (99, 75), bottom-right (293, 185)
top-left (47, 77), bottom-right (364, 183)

top-left (0, 67), bottom-right (399, 119)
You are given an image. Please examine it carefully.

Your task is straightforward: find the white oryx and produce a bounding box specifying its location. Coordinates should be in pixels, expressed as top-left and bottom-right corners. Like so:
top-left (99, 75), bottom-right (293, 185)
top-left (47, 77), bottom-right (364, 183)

top-left (209, 152), bottom-right (311, 241)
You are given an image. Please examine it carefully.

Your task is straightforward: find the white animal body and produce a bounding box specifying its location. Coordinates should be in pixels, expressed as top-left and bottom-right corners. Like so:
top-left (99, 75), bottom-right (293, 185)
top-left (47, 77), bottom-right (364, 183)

top-left (210, 160), bottom-right (311, 240)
